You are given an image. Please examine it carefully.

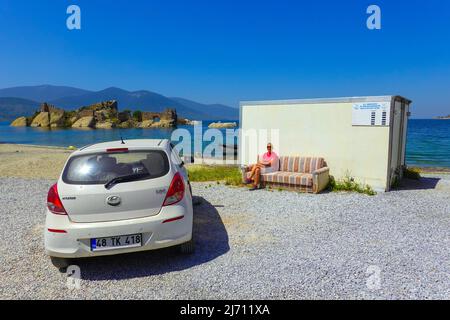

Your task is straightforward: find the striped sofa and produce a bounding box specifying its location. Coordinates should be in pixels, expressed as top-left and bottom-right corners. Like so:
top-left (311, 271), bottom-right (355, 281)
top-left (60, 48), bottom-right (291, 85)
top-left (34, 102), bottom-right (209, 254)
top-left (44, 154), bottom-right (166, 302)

top-left (243, 156), bottom-right (330, 193)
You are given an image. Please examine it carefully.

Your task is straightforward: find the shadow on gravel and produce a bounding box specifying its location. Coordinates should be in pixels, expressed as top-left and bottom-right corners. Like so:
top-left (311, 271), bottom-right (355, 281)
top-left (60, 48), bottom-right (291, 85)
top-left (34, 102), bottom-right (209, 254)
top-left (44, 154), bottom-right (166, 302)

top-left (393, 177), bottom-right (441, 190)
top-left (77, 196), bottom-right (229, 281)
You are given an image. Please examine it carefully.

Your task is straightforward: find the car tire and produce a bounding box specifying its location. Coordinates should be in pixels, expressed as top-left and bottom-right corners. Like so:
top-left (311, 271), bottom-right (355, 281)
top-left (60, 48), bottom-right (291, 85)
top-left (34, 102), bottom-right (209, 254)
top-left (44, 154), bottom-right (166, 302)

top-left (50, 256), bottom-right (71, 271)
top-left (179, 236), bottom-right (195, 254)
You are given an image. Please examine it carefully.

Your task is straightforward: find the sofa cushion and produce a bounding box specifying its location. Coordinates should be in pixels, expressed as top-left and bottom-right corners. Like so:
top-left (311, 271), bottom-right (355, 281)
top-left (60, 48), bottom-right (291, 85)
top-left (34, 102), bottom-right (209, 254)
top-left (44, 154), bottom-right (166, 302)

top-left (261, 171), bottom-right (313, 187)
top-left (279, 156), bottom-right (324, 173)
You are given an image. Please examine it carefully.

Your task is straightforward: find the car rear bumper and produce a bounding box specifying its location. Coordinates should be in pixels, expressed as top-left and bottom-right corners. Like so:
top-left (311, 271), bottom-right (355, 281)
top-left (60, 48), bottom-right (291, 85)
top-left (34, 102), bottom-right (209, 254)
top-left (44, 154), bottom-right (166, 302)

top-left (44, 202), bottom-right (193, 258)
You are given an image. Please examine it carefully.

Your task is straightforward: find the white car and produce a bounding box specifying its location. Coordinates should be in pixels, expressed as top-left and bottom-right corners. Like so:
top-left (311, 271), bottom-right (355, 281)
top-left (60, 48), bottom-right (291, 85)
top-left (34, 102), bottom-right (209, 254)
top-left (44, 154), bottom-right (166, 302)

top-left (44, 139), bottom-right (194, 270)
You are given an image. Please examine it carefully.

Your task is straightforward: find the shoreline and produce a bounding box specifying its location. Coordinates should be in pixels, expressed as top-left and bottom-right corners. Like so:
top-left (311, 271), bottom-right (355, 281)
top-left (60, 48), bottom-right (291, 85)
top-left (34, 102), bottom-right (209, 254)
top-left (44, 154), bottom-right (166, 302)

top-left (1, 143), bottom-right (449, 180)
top-left (0, 142), bottom-right (68, 150)
top-left (409, 166), bottom-right (450, 173)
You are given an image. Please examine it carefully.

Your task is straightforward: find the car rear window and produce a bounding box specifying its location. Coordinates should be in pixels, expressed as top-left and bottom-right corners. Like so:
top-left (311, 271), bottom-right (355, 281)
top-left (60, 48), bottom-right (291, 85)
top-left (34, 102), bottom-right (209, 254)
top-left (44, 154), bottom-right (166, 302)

top-left (62, 150), bottom-right (170, 185)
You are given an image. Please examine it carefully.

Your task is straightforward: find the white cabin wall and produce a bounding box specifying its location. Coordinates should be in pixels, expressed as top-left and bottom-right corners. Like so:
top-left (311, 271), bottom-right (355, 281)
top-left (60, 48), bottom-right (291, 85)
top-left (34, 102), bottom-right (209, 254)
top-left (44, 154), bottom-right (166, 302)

top-left (240, 102), bottom-right (391, 191)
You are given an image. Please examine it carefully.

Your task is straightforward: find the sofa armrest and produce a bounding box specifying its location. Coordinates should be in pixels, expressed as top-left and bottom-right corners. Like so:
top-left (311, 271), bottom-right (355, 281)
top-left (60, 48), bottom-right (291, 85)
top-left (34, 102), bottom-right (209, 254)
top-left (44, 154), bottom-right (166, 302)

top-left (241, 165), bottom-right (251, 182)
top-left (312, 167), bottom-right (330, 193)
top-left (313, 167), bottom-right (329, 175)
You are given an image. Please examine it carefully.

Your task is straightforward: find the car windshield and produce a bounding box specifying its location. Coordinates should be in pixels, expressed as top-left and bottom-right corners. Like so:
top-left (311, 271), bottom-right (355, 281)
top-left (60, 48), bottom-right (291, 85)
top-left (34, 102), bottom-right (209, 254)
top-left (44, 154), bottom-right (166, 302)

top-left (62, 150), bottom-right (169, 185)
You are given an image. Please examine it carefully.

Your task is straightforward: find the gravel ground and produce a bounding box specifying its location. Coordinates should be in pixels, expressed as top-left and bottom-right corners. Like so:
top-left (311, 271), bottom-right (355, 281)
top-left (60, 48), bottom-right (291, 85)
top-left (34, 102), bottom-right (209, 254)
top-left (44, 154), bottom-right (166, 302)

top-left (0, 175), bottom-right (449, 299)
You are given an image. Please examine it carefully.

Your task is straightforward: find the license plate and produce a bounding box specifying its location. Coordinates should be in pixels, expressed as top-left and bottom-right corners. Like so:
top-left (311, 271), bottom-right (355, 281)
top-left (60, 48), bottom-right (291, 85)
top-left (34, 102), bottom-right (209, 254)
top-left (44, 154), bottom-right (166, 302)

top-left (90, 233), bottom-right (143, 252)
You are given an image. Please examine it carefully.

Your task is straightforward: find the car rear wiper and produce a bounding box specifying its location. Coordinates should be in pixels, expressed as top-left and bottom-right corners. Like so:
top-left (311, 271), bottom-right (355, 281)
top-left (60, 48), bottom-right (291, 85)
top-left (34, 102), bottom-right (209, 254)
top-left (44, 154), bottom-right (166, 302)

top-left (104, 173), bottom-right (150, 189)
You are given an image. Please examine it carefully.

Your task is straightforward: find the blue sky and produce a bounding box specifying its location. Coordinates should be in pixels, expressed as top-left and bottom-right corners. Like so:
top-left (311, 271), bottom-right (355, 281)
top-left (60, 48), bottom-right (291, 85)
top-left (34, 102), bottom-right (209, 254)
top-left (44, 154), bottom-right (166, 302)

top-left (0, 0), bottom-right (449, 118)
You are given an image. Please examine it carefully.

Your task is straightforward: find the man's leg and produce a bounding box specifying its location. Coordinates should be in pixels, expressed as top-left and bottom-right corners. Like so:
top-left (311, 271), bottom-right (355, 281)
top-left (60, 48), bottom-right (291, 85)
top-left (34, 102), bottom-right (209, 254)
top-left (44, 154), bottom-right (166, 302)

top-left (254, 167), bottom-right (261, 187)
top-left (249, 167), bottom-right (262, 190)
top-left (248, 164), bottom-right (258, 179)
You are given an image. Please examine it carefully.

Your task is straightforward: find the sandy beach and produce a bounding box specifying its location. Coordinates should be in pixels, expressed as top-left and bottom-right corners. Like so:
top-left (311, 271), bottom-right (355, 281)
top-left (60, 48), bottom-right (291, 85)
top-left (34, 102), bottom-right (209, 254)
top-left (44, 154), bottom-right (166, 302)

top-left (0, 144), bottom-right (72, 180)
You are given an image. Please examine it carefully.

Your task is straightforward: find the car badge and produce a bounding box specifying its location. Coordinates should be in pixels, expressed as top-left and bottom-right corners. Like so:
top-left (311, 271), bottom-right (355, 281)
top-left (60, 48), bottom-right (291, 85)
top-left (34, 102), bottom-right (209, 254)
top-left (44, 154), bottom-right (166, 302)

top-left (106, 195), bottom-right (121, 206)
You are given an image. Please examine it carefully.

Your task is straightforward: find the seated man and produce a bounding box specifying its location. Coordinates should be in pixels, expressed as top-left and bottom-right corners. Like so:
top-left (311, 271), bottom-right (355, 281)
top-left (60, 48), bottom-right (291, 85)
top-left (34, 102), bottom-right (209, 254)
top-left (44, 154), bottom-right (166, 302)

top-left (246, 143), bottom-right (279, 191)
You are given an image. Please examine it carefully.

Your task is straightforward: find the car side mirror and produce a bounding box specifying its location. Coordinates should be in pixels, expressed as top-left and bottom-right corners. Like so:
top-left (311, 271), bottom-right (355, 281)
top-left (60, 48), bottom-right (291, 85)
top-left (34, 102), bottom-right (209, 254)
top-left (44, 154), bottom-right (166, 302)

top-left (180, 161), bottom-right (185, 167)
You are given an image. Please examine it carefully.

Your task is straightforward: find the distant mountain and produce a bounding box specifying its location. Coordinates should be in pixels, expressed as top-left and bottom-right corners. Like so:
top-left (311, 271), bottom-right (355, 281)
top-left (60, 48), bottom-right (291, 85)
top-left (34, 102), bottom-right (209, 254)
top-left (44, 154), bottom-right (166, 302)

top-left (0, 85), bottom-right (238, 121)
top-left (50, 87), bottom-right (200, 119)
top-left (0, 97), bottom-right (40, 121)
top-left (0, 85), bottom-right (92, 102)
top-left (171, 97), bottom-right (238, 120)
top-left (50, 87), bottom-right (237, 120)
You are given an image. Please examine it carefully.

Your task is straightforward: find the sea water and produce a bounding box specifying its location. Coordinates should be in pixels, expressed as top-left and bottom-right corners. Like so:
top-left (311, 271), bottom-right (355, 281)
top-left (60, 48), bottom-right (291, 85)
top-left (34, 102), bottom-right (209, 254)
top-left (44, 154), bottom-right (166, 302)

top-left (0, 119), bottom-right (449, 168)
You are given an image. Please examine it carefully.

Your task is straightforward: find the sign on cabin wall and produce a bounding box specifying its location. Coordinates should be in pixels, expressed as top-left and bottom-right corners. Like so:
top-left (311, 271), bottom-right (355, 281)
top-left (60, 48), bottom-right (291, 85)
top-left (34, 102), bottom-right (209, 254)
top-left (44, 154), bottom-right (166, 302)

top-left (352, 102), bottom-right (390, 126)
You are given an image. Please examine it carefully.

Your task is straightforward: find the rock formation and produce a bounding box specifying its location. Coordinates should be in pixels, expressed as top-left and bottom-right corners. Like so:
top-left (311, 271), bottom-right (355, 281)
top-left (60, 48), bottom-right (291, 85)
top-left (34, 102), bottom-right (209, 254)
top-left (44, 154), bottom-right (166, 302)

top-left (10, 116), bottom-right (28, 127)
top-left (178, 118), bottom-right (201, 125)
top-left (49, 109), bottom-right (65, 127)
top-left (118, 120), bottom-right (135, 128)
top-left (139, 120), bottom-right (154, 128)
top-left (151, 119), bottom-right (175, 128)
top-left (160, 109), bottom-right (178, 123)
top-left (118, 111), bottom-right (131, 122)
top-left (30, 112), bottom-right (50, 127)
top-left (95, 121), bottom-right (115, 129)
top-left (10, 100), bottom-right (182, 130)
top-left (208, 121), bottom-right (237, 129)
top-left (72, 116), bottom-right (95, 128)
top-left (13, 102), bottom-right (68, 128)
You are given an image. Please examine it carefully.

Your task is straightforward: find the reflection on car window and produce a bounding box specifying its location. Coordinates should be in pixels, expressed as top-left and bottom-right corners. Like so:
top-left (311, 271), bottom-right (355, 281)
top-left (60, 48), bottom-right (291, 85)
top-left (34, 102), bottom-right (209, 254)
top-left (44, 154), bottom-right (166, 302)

top-left (63, 150), bottom-right (169, 185)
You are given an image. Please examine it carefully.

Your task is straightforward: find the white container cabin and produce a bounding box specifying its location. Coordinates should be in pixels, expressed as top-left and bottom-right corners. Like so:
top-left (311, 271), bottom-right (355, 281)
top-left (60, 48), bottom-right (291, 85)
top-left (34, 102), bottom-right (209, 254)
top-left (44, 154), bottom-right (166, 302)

top-left (239, 96), bottom-right (412, 192)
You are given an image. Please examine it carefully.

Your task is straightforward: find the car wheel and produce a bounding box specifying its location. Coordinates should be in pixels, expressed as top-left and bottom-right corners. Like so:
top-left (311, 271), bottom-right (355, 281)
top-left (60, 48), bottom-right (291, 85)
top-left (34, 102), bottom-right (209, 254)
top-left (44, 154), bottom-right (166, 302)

top-left (50, 256), bottom-right (71, 272)
top-left (179, 236), bottom-right (195, 254)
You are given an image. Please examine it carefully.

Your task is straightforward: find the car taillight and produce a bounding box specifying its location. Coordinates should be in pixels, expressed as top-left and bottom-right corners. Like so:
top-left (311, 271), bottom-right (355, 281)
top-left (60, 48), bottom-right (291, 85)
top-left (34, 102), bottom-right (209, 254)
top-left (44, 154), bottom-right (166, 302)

top-left (163, 172), bottom-right (185, 206)
top-left (47, 183), bottom-right (67, 215)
